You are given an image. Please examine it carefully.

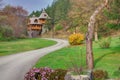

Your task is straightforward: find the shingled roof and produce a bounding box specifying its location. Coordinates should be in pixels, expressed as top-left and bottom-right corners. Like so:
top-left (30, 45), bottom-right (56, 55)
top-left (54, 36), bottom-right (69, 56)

top-left (39, 9), bottom-right (50, 19)
top-left (28, 9), bottom-right (50, 25)
top-left (28, 15), bottom-right (41, 25)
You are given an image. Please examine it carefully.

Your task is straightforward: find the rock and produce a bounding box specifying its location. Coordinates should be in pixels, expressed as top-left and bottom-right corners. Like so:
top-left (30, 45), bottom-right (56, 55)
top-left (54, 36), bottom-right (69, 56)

top-left (64, 72), bottom-right (72, 80)
top-left (71, 75), bottom-right (89, 80)
top-left (65, 72), bottom-right (90, 80)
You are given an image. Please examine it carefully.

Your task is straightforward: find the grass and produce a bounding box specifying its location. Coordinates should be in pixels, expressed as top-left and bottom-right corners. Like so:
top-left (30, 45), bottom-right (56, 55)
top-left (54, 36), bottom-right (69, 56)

top-left (0, 38), bottom-right (57, 56)
top-left (35, 37), bottom-right (120, 78)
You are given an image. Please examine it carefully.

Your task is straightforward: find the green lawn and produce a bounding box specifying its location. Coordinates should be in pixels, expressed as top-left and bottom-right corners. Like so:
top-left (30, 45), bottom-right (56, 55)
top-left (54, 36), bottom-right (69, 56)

top-left (0, 38), bottom-right (57, 56)
top-left (35, 37), bottom-right (120, 78)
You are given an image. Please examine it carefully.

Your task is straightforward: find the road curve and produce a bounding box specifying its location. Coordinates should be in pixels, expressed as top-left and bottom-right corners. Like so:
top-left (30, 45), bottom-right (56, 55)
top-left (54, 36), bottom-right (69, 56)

top-left (0, 38), bottom-right (69, 80)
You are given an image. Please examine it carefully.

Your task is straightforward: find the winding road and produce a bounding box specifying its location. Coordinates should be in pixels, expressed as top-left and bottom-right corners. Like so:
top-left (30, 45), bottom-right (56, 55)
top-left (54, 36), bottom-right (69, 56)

top-left (0, 38), bottom-right (69, 80)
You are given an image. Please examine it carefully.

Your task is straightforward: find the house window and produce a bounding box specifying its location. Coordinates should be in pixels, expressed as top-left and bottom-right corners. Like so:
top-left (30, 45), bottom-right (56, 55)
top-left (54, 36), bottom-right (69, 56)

top-left (34, 19), bottom-right (38, 23)
top-left (44, 14), bottom-right (47, 17)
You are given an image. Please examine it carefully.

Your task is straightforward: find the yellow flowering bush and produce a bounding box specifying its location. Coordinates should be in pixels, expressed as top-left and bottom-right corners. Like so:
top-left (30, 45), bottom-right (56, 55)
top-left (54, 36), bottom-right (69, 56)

top-left (69, 33), bottom-right (84, 45)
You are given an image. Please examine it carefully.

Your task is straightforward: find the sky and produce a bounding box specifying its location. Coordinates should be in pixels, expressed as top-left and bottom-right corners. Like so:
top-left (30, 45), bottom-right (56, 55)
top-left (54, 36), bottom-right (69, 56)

top-left (3, 0), bottom-right (53, 14)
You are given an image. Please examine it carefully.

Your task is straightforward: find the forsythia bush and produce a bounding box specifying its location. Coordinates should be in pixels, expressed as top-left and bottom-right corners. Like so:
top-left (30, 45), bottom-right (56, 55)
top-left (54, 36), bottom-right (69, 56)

top-left (69, 33), bottom-right (84, 45)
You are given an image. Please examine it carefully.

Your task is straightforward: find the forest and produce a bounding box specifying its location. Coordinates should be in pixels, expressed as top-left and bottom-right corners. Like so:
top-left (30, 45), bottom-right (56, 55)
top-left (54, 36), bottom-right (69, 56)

top-left (30, 0), bottom-right (120, 39)
top-left (0, 0), bottom-right (120, 40)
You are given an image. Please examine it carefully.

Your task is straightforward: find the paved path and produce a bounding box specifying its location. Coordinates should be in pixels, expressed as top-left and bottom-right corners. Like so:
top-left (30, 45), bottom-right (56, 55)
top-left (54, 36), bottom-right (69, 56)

top-left (0, 38), bottom-right (69, 80)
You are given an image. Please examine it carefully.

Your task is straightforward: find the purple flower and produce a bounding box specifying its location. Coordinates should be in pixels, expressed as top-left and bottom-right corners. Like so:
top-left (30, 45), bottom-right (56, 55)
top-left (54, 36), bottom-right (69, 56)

top-left (34, 68), bottom-right (40, 73)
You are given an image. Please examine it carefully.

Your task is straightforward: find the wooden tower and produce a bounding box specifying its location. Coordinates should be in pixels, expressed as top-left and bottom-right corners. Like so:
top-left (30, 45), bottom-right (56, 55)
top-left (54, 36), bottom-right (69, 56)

top-left (27, 10), bottom-right (50, 38)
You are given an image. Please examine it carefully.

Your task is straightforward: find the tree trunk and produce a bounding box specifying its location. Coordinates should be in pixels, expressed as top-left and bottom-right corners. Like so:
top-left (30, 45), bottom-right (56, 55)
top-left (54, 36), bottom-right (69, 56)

top-left (86, 35), bottom-right (94, 69)
top-left (94, 24), bottom-right (98, 41)
top-left (86, 0), bottom-right (108, 70)
top-left (51, 22), bottom-right (55, 38)
top-left (94, 31), bottom-right (98, 41)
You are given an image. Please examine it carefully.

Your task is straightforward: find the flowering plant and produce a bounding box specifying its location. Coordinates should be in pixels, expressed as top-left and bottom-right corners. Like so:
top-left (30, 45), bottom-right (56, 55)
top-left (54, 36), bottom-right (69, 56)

top-left (69, 33), bottom-right (84, 45)
top-left (24, 67), bottom-right (54, 80)
top-left (24, 67), bottom-right (67, 80)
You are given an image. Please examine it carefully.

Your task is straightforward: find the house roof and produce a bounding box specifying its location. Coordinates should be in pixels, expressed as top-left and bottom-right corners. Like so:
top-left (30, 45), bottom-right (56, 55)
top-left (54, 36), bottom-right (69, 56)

top-left (28, 10), bottom-right (50, 25)
top-left (28, 15), bottom-right (41, 25)
top-left (39, 9), bottom-right (50, 19)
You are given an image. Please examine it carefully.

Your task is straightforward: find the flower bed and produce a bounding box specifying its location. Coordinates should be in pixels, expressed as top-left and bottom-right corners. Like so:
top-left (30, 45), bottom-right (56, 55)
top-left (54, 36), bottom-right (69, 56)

top-left (24, 67), bottom-right (67, 80)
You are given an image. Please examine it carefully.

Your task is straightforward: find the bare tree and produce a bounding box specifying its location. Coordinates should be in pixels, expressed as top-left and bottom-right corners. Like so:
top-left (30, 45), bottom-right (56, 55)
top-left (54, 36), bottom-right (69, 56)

top-left (86, 0), bottom-right (108, 70)
top-left (2, 5), bottom-right (28, 37)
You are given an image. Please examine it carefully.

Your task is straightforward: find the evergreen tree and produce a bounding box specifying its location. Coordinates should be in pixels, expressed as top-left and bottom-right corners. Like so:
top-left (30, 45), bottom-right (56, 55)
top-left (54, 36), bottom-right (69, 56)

top-left (44, 0), bottom-right (71, 30)
top-left (35, 11), bottom-right (41, 17)
top-left (29, 11), bottom-right (35, 17)
top-left (29, 10), bottom-right (41, 17)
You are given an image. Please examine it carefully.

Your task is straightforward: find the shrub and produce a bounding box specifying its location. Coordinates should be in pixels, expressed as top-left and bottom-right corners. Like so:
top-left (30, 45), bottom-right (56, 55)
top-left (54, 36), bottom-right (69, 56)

top-left (92, 70), bottom-right (108, 80)
top-left (24, 67), bottom-right (54, 80)
top-left (105, 23), bottom-right (120, 30)
top-left (49, 69), bottom-right (67, 80)
top-left (0, 25), bottom-right (15, 41)
top-left (55, 24), bottom-right (63, 31)
top-left (98, 37), bottom-right (111, 48)
top-left (24, 67), bottom-right (67, 80)
top-left (69, 33), bottom-right (84, 45)
top-left (0, 25), bottom-right (13, 37)
top-left (19, 34), bottom-right (27, 39)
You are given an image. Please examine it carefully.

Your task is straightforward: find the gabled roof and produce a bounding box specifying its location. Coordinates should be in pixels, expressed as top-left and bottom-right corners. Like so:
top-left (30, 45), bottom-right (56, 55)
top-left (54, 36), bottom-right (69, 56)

top-left (39, 9), bottom-right (50, 19)
top-left (28, 10), bottom-right (50, 25)
top-left (28, 15), bottom-right (41, 25)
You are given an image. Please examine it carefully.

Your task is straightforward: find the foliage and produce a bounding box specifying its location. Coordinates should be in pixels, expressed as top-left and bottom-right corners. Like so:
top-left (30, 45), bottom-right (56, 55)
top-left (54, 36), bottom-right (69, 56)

top-left (104, 0), bottom-right (120, 30)
top-left (48, 0), bottom-right (70, 21)
top-left (104, 0), bottom-right (120, 20)
top-left (105, 23), bottom-right (120, 30)
top-left (29, 11), bottom-right (41, 17)
top-left (18, 34), bottom-right (27, 39)
top-left (1, 5), bottom-right (28, 37)
top-left (68, 0), bottom-right (103, 33)
top-left (98, 37), bottom-right (111, 48)
top-left (24, 67), bottom-right (67, 80)
top-left (98, 26), bottom-right (111, 37)
top-left (29, 0), bottom-right (120, 36)
top-left (55, 23), bottom-right (63, 31)
top-left (49, 69), bottom-right (67, 80)
top-left (92, 70), bottom-right (108, 80)
top-left (69, 33), bottom-right (84, 45)
top-left (29, 0), bottom-right (71, 31)
top-left (0, 25), bottom-right (15, 41)
top-left (24, 67), bottom-right (54, 80)
top-left (3, 5), bottom-right (28, 16)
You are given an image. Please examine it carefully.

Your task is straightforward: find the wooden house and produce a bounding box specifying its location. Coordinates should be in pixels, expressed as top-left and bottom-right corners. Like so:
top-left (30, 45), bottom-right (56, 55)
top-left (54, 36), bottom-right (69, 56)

top-left (27, 10), bottom-right (50, 38)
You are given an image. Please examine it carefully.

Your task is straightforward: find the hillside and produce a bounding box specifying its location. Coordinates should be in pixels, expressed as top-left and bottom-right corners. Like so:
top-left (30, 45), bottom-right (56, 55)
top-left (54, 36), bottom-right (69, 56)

top-left (30, 0), bottom-right (120, 39)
